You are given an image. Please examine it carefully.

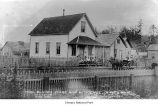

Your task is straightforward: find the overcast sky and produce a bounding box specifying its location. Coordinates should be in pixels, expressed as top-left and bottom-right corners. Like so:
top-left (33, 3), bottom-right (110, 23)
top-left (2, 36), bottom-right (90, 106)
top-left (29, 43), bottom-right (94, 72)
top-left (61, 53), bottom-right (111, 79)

top-left (0, 0), bottom-right (158, 45)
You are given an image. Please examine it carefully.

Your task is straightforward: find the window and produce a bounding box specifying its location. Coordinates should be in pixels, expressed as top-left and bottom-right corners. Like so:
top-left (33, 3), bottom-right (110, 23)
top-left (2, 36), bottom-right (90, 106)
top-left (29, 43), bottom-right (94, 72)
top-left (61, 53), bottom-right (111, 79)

top-left (35, 42), bottom-right (39, 54)
top-left (117, 39), bottom-right (120, 44)
top-left (72, 45), bottom-right (76, 56)
top-left (119, 50), bottom-right (123, 59)
top-left (81, 21), bottom-right (86, 32)
top-left (46, 42), bottom-right (50, 54)
top-left (56, 42), bottom-right (61, 55)
top-left (88, 46), bottom-right (93, 56)
top-left (114, 49), bottom-right (117, 58)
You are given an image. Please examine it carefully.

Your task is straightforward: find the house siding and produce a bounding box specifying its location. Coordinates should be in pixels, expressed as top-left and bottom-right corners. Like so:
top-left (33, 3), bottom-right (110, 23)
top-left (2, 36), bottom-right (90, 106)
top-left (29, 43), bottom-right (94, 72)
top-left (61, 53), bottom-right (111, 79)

top-left (1, 46), bottom-right (13, 56)
top-left (111, 38), bottom-right (125, 60)
top-left (68, 16), bottom-right (96, 58)
top-left (30, 15), bottom-right (98, 59)
top-left (30, 35), bottom-right (68, 58)
top-left (69, 16), bottom-right (95, 42)
top-left (148, 50), bottom-right (158, 59)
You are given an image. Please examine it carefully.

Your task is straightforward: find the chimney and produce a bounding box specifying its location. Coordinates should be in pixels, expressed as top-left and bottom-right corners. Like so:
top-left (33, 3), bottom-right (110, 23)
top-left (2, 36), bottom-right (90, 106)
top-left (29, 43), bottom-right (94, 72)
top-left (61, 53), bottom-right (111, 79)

top-left (63, 9), bottom-right (65, 16)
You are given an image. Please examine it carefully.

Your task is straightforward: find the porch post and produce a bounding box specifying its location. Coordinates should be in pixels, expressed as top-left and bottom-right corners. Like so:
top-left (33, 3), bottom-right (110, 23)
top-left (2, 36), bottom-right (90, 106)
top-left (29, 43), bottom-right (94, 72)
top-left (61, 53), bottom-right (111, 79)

top-left (67, 45), bottom-right (69, 61)
top-left (94, 46), bottom-right (96, 59)
top-left (93, 45), bottom-right (95, 59)
top-left (103, 46), bottom-right (105, 64)
top-left (76, 44), bottom-right (78, 56)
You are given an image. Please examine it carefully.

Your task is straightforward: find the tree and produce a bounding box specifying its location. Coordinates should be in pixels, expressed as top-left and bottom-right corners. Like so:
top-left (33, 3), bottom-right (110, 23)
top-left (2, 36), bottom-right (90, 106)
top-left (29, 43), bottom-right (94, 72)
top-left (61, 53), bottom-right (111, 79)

top-left (119, 26), bottom-right (141, 44)
top-left (149, 24), bottom-right (158, 36)
top-left (119, 19), bottom-right (143, 43)
top-left (137, 19), bottom-right (143, 35)
top-left (148, 25), bottom-right (158, 44)
top-left (0, 63), bottom-right (24, 99)
top-left (94, 27), bottom-right (100, 35)
top-left (102, 26), bottom-right (117, 34)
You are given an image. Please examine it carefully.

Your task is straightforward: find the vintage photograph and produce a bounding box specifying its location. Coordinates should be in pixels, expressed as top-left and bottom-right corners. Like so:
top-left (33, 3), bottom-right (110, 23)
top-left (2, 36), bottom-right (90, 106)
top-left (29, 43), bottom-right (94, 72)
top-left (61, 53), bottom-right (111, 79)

top-left (0, 0), bottom-right (158, 99)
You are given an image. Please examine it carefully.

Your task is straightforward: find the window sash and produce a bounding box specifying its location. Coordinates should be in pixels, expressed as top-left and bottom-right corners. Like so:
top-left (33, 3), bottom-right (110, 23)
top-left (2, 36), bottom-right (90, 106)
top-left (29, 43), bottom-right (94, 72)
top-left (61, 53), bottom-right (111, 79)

top-left (117, 39), bottom-right (120, 44)
top-left (81, 21), bottom-right (86, 32)
top-left (56, 42), bottom-right (61, 55)
top-left (46, 42), bottom-right (50, 54)
top-left (72, 45), bottom-right (76, 56)
top-left (35, 42), bottom-right (39, 54)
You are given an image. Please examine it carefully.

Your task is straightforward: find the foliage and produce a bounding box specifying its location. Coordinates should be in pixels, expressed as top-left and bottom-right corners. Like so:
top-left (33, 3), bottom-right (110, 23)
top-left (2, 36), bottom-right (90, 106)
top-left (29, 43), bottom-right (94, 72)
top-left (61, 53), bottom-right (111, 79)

top-left (101, 26), bottom-right (117, 34)
top-left (119, 26), bottom-right (142, 44)
top-left (0, 79), bottom-right (24, 99)
top-left (149, 24), bottom-right (158, 36)
top-left (36, 90), bottom-right (140, 99)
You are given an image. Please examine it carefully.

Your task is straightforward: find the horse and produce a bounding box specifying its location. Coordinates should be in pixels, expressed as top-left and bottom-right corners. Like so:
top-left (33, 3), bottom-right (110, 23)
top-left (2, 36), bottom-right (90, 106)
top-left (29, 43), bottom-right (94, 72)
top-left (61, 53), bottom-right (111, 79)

top-left (109, 59), bottom-right (123, 70)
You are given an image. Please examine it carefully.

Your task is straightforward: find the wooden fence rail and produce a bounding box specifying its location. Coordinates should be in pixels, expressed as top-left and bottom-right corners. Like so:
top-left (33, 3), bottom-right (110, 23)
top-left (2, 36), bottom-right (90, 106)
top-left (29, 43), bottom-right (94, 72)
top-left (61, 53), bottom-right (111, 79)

top-left (1, 67), bottom-right (154, 80)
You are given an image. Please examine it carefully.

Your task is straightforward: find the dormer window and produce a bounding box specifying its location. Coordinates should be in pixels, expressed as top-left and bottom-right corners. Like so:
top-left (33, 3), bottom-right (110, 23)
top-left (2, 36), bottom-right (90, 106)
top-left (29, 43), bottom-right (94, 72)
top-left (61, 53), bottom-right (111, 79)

top-left (81, 21), bottom-right (86, 32)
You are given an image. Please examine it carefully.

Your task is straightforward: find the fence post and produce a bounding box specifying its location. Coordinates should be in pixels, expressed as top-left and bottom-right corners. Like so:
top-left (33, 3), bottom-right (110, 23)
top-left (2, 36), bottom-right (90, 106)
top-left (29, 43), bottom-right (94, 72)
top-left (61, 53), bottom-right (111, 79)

top-left (129, 74), bottom-right (133, 90)
top-left (43, 77), bottom-right (49, 91)
top-left (13, 62), bottom-right (17, 80)
top-left (94, 75), bottom-right (98, 91)
top-left (154, 66), bottom-right (158, 76)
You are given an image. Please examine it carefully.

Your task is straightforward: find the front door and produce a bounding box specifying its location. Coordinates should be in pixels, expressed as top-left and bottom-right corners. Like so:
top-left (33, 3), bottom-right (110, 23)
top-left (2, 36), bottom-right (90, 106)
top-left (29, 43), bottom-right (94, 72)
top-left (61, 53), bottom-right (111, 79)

top-left (78, 45), bottom-right (85, 58)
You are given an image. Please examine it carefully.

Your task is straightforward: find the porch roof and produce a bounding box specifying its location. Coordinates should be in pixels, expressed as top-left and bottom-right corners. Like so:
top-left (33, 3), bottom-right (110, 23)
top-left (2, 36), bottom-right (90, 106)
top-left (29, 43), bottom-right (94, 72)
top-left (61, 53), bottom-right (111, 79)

top-left (67, 36), bottom-right (106, 46)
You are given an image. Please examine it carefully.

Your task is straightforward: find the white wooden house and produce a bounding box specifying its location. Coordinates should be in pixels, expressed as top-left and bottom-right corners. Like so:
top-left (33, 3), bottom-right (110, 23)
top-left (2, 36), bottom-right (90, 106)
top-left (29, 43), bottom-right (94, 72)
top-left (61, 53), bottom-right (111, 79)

top-left (147, 44), bottom-right (158, 59)
top-left (96, 34), bottom-right (133, 60)
top-left (29, 13), bottom-right (106, 61)
top-left (1, 41), bottom-right (29, 57)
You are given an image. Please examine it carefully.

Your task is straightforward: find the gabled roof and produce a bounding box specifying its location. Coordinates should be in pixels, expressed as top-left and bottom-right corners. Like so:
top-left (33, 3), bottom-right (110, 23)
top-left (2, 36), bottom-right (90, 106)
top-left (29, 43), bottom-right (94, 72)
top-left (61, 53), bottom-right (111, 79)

top-left (29, 13), bottom-right (97, 36)
top-left (0, 43), bottom-right (2, 48)
top-left (96, 34), bottom-right (119, 46)
top-left (120, 37), bottom-right (128, 48)
top-left (130, 41), bottom-right (138, 50)
top-left (126, 39), bottom-right (133, 48)
top-left (147, 44), bottom-right (158, 51)
top-left (96, 33), bottom-right (132, 48)
top-left (131, 40), bottom-right (149, 52)
top-left (67, 36), bottom-right (103, 46)
top-left (2, 41), bottom-right (30, 52)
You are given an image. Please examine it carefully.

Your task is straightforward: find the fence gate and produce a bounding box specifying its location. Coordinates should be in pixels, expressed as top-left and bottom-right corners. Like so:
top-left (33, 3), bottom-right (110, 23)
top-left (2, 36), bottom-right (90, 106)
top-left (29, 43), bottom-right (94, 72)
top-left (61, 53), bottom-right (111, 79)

top-left (43, 77), bottom-right (49, 91)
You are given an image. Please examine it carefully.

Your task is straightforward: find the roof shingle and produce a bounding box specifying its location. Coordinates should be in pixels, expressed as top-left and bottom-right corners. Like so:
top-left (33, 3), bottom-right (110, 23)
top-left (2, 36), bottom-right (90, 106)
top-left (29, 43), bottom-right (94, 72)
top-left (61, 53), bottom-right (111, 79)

top-left (147, 44), bottom-right (158, 51)
top-left (67, 36), bottom-right (103, 46)
top-left (96, 34), bottom-right (119, 46)
top-left (29, 13), bottom-right (88, 35)
top-left (2, 41), bottom-right (29, 52)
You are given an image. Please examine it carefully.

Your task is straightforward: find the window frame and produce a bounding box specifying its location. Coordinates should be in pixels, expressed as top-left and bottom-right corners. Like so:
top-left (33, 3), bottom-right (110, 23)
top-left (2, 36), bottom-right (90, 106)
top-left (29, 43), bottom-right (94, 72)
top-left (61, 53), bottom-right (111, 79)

top-left (46, 42), bottom-right (50, 54)
top-left (56, 42), bottom-right (61, 55)
top-left (35, 42), bottom-right (39, 54)
top-left (117, 39), bottom-right (120, 44)
top-left (72, 45), bottom-right (76, 56)
top-left (81, 21), bottom-right (86, 33)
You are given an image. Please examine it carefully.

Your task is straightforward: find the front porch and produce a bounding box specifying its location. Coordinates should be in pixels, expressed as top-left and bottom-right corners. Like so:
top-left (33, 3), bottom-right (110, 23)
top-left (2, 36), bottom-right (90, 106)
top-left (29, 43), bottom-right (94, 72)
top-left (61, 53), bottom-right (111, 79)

top-left (70, 44), bottom-right (95, 61)
top-left (67, 36), bottom-right (107, 65)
